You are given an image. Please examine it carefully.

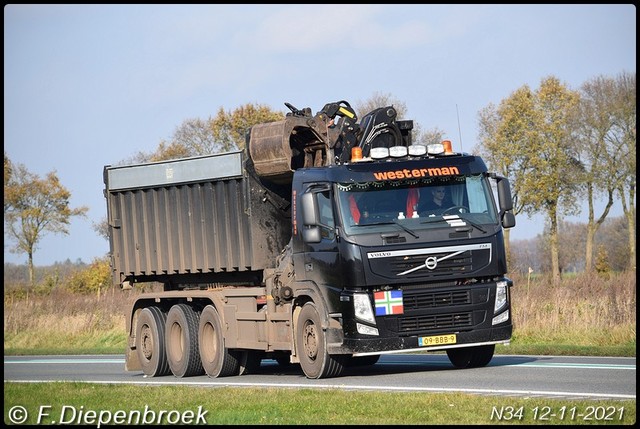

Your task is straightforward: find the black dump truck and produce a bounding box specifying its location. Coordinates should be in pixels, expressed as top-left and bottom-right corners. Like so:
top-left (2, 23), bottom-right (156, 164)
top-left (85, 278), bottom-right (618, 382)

top-left (103, 100), bottom-right (516, 379)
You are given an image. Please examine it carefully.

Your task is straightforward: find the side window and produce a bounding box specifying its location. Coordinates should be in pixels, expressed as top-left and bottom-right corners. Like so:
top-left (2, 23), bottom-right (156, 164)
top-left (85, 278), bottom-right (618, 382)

top-left (317, 191), bottom-right (335, 240)
top-left (465, 176), bottom-right (489, 214)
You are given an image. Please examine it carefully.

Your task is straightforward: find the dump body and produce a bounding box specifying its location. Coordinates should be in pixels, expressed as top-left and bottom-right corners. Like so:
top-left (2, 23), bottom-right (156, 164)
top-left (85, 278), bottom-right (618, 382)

top-left (103, 151), bottom-right (291, 287)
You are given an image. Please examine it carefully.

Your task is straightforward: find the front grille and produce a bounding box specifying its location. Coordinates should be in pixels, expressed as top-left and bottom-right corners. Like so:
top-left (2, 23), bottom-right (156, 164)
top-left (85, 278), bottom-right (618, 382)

top-left (381, 287), bottom-right (491, 336)
top-left (399, 312), bottom-right (472, 332)
top-left (366, 243), bottom-right (492, 280)
top-left (390, 251), bottom-right (472, 277)
top-left (403, 289), bottom-right (471, 310)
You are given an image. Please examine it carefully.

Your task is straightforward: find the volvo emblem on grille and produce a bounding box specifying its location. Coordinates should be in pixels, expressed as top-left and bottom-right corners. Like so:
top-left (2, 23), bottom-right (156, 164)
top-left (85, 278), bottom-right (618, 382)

top-left (397, 250), bottom-right (465, 276)
top-left (366, 244), bottom-right (491, 277)
top-left (425, 256), bottom-right (438, 270)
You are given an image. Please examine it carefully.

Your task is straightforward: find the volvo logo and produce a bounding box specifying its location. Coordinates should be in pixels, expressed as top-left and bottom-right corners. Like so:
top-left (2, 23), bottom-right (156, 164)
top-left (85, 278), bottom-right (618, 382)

top-left (397, 249), bottom-right (465, 276)
top-left (425, 256), bottom-right (438, 270)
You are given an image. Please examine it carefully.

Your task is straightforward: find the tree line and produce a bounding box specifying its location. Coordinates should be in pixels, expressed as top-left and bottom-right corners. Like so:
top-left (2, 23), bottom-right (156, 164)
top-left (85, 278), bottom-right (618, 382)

top-left (511, 215), bottom-right (630, 275)
top-left (4, 75), bottom-right (635, 287)
top-left (476, 72), bottom-right (635, 283)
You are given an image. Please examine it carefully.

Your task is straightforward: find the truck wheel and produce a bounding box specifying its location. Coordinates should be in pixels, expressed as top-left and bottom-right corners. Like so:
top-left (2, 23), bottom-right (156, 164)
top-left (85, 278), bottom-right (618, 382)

top-left (135, 306), bottom-right (171, 377)
top-left (296, 302), bottom-right (345, 379)
top-left (198, 305), bottom-right (240, 377)
top-left (165, 304), bottom-right (204, 377)
top-left (446, 345), bottom-right (495, 368)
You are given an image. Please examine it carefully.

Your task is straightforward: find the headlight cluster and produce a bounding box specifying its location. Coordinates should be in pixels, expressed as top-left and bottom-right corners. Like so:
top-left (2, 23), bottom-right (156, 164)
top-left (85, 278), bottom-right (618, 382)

top-left (492, 280), bottom-right (509, 325)
top-left (353, 293), bottom-right (379, 335)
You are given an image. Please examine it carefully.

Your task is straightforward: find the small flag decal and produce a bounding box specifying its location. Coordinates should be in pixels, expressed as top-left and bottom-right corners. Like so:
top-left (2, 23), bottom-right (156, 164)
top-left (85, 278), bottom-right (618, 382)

top-left (374, 290), bottom-right (404, 316)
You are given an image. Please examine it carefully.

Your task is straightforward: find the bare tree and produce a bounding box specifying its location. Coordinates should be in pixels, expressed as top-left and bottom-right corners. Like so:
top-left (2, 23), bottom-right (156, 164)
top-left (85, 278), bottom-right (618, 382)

top-left (574, 73), bottom-right (629, 271)
top-left (611, 71), bottom-right (636, 271)
top-left (4, 160), bottom-right (88, 285)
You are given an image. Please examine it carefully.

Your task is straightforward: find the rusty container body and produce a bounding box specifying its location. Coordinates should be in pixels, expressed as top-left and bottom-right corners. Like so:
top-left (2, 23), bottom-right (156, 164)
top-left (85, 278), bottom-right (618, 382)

top-left (103, 151), bottom-right (291, 288)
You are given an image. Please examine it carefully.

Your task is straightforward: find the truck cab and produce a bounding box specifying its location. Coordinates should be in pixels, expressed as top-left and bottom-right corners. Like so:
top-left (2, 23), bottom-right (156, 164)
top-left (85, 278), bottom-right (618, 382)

top-left (290, 139), bottom-right (515, 376)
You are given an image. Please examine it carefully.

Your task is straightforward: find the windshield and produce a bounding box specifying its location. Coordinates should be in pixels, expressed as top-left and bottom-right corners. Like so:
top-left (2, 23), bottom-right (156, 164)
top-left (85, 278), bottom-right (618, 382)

top-left (337, 175), bottom-right (498, 236)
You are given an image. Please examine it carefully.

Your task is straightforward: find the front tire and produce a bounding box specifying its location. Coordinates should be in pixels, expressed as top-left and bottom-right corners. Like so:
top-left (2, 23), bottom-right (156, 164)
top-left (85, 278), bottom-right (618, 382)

top-left (135, 306), bottom-right (171, 377)
top-left (296, 302), bottom-right (345, 379)
top-left (166, 304), bottom-right (204, 377)
top-left (198, 305), bottom-right (240, 377)
top-left (446, 345), bottom-right (495, 368)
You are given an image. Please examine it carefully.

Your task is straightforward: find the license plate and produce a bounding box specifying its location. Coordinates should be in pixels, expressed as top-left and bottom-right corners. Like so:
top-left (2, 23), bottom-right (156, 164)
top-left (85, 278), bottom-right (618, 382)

top-left (418, 334), bottom-right (456, 347)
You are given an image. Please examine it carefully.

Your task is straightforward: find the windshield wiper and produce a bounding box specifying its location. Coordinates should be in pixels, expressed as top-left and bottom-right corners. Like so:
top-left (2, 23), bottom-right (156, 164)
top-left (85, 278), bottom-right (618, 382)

top-left (354, 220), bottom-right (419, 238)
top-left (461, 218), bottom-right (487, 233)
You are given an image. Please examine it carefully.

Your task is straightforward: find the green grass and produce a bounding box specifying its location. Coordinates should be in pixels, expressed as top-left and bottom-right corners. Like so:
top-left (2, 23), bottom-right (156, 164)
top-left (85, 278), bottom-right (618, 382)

top-left (4, 382), bottom-right (636, 425)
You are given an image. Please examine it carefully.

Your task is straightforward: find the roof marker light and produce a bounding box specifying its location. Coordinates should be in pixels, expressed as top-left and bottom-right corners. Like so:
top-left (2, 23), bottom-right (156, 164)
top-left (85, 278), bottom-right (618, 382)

top-left (408, 144), bottom-right (427, 156)
top-left (389, 145), bottom-right (408, 158)
top-left (427, 143), bottom-right (445, 155)
top-left (351, 146), bottom-right (363, 162)
top-left (370, 147), bottom-right (389, 159)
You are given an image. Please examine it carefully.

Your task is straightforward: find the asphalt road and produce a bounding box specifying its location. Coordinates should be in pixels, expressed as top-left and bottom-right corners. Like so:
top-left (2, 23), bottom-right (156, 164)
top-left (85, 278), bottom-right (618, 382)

top-left (4, 354), bottom-right (635, 400)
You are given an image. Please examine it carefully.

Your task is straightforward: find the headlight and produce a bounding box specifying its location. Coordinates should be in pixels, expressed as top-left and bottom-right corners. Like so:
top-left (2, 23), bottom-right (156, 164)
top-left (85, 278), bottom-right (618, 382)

top-left (494, 280), bottom-right (508, 313)
top-left (353, 293), bottom-right (376, 324)
top-left (356, 323), bottom-right (379, 335)
top-left (492, 310), bottom-right (509, 325)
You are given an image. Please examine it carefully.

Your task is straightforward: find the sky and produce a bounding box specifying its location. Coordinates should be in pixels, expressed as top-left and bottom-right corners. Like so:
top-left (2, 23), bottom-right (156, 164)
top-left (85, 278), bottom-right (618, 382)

top-left (4, 4), bottom-right (636, 266)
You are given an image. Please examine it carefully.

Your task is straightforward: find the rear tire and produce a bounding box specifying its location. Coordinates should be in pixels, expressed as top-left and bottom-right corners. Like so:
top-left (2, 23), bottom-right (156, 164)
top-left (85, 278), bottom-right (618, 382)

top-left (198, 305), bottom-right (240, 377)
top-left (135, 307), bottom-right (171, 377)
top-left (446, 345), bottom-right (495, 368)
top-left (166, 304), bottom-right (204, 377)
top-left (296, 302), bottom-right (345, 379)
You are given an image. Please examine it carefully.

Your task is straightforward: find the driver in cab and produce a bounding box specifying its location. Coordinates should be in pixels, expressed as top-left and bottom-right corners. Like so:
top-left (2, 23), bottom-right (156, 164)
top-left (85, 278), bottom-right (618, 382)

top-left (420, 186), bottom-right (452, 213)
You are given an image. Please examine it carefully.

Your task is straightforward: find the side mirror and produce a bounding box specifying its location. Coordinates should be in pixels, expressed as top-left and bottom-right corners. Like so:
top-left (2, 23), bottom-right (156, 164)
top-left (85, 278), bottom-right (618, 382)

top-left (301, 192), bottom-right (321, 243)
top-left (496, 177), bottom-right (513, 212)
top-left (302, 227), bottom-right (322, 243)
top-left (502, 211), bottom-right (516, 229)
top-left (301, 192), bottom-right (319, 226)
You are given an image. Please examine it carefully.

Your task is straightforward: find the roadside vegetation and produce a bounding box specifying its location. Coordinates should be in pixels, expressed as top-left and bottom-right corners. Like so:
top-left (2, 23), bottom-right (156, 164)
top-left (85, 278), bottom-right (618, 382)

top-left (4, 266), bottom-right (635, 357)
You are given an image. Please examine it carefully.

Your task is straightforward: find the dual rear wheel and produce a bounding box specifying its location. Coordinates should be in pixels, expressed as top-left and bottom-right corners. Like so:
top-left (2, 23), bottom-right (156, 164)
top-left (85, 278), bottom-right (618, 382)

top-left (198, 305), bottom-right (241, 377)
top-left (135, 307), bottom-right (171, 377)
top-left (165, 304), bottom-right (204, 377)
top-left (135, 304), bottom-right (239, 378)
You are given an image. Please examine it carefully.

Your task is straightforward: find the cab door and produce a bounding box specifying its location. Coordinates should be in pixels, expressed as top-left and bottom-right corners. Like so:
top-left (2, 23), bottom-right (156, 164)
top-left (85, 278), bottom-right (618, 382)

top-left (296, 183), bottom-right (341, 288)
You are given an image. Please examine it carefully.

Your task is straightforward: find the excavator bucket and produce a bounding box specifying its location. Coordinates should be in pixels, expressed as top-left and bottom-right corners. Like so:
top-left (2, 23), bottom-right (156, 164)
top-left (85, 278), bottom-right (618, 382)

top-left (248, 115), bottom-right (328, 184)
